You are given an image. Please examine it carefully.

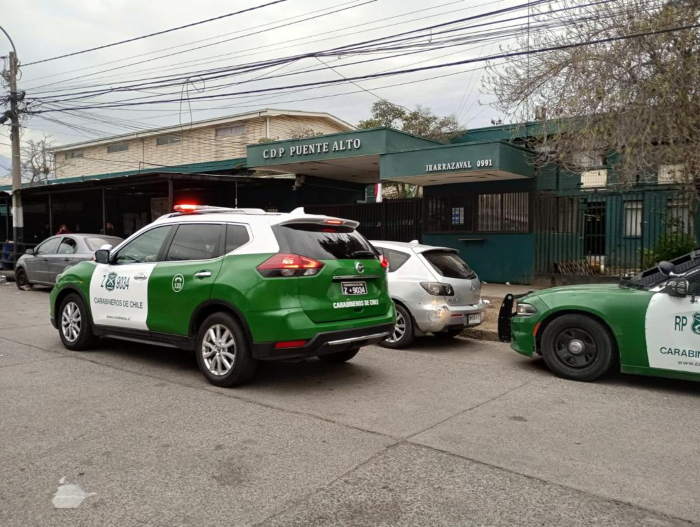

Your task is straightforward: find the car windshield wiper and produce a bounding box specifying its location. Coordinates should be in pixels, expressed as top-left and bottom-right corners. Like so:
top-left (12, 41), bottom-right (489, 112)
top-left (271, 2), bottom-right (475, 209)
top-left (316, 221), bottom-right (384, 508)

top-left (351, 250), bottom-right (376, 258)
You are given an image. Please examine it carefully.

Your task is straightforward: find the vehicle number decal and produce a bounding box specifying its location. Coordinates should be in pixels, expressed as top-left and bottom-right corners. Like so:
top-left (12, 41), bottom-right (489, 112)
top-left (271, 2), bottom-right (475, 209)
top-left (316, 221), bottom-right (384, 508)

top-left (101, 272), bottom-right (130, 291)
top-left (341, 281), bottom-right (367, 296)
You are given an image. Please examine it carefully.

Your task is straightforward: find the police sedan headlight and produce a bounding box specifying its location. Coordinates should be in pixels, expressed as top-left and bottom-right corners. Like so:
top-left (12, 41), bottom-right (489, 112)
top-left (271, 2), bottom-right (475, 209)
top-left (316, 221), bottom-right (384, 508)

top-left (516, 303), bottom-right (537, 316)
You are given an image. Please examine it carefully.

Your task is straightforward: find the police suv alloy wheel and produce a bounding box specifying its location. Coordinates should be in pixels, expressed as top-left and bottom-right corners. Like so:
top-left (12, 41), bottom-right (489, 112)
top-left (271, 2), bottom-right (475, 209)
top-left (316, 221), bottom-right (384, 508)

top-left (58, 293), bottom-right (98, 351)
top-left (195, 312), bottom-right (257, 387)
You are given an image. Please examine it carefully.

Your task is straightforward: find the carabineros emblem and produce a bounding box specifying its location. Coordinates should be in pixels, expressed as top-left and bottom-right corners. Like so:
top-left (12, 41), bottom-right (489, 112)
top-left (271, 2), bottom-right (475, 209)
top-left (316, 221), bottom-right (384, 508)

top-left (692, 313), bottom-right (700, 335)
top-left (105, 272), bottom-right (117, 292)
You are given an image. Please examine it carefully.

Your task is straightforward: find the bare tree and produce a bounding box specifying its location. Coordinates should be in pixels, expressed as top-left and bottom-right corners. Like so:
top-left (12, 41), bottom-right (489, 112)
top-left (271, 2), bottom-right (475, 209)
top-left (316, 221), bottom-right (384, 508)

top-left (486, 0), bottom-right (700, 204)
top-left (21, 135), bottom-right (55, 186)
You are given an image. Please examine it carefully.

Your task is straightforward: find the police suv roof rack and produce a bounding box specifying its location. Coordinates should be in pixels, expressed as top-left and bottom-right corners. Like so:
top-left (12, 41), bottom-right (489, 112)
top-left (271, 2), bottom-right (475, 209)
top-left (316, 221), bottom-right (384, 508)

top-left (168, 204), bottom-right (268, 217)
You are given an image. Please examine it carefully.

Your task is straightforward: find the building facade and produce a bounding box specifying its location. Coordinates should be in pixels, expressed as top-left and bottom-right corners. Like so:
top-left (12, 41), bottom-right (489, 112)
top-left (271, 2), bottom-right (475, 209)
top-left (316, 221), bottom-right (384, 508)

top-left (1, 111), bottom-right (695, 284)
top-left (54, 109), bottom-right (353, 180)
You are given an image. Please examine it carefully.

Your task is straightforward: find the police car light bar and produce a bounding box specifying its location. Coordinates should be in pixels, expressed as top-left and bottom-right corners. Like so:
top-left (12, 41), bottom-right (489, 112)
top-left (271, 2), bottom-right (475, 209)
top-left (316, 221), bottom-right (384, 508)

top-left (172, 204), bottom-right (267, 215)
top-left (174, 203), bottom-right (199, 212)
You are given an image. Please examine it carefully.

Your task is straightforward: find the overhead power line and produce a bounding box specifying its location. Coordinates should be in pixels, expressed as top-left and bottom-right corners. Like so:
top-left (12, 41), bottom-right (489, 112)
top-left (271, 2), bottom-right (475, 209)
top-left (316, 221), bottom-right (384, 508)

top-left (26, 0), bottom-right (565, 102)
top-left (30, 20), bottom-right (700, 114)
top-left (22, 0), bottom-right (288, 67)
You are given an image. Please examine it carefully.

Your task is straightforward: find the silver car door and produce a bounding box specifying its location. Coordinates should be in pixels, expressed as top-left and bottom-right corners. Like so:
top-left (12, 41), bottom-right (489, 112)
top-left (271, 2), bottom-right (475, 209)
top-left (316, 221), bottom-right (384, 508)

top-left (48, 237), bottom-right (78, 283)
top-left (29, 236), bottom-right (61, 283)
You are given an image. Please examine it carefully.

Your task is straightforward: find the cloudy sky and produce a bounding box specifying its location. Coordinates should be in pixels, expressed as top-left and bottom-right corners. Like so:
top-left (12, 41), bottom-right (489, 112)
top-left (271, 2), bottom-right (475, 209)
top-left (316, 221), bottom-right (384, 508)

top-left (0, 0), bottom-right (525, 167)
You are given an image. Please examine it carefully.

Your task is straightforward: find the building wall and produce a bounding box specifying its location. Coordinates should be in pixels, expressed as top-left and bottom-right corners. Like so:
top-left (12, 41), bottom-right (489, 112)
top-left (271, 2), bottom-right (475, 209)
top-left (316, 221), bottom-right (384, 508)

top-left (54, 115), bottom-right (348, 179)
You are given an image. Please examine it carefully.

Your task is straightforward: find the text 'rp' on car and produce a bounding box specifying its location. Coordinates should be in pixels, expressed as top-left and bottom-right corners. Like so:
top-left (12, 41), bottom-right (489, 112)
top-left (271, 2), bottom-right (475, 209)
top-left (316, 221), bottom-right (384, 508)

top-left (50, 205), bottom-right (395, 387)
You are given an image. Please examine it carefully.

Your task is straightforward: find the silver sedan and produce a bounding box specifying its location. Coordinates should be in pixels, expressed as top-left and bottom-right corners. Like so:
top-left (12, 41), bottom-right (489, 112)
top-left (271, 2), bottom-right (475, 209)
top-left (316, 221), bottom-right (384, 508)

top-left (15, 234), bottom-right (122, 289)
top-left (371, 240), bottom-right (486, 349)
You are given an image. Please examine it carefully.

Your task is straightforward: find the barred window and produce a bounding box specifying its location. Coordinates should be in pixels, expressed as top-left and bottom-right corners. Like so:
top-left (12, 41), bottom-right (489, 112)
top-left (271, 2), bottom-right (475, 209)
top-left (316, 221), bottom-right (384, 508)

top-left (667, 199), bottom-right (690, 234)
top-left (426, 192), bottom-right (529, 234)
top-left (623, 201), bottom-right (643, 237)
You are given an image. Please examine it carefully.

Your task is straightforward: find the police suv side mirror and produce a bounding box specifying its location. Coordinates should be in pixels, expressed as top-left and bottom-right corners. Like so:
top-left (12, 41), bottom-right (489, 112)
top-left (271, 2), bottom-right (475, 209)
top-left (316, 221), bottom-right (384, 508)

top-left (94, 249), bottom-right (110, 264)
top-left (665, 278), bottom-right (689, 298)
top-left (658, 261), bottom-right (676, 276)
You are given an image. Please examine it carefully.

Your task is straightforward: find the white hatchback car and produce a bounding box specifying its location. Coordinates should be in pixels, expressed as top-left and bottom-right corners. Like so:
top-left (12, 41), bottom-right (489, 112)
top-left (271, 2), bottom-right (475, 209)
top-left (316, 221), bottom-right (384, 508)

top-left (371, 240), bottom-right (486, 348)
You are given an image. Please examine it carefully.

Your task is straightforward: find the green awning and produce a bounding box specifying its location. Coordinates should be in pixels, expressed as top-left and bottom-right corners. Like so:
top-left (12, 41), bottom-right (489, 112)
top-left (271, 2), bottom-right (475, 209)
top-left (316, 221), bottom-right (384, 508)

top-left (380, 141), bottom-right (535, 185)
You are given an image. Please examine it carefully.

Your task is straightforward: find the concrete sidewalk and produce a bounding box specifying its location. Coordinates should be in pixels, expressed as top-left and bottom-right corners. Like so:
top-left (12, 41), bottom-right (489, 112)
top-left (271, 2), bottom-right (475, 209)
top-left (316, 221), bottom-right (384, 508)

top-left (462, 283), bottom-right (540, 342)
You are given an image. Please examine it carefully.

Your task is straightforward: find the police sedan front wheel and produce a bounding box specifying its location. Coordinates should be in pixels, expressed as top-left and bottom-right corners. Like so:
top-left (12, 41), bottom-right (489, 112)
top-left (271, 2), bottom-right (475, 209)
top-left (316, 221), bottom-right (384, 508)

top-left (196, 312), bottom-right (257, 387)
top-left (58, 293), bottom-right (98, 351)
top-left (540, 314), bottom-right (615, 382)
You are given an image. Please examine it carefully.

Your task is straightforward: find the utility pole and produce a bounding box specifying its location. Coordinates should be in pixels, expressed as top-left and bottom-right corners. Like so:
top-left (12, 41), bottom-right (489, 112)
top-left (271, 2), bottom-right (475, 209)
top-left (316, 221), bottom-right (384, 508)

top-left (8, 50), bottom-right (22, 247)
top-left (0, 26), bottom-right (22, 250)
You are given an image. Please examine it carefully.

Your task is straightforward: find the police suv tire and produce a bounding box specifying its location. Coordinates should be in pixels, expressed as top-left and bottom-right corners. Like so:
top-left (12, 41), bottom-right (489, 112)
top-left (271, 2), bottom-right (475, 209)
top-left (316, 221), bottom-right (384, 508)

top-left (318, 348), bottom-right (360, 364)
top-left (58, 293), bottom-right (98, 351)
top-left (195, 312), bottom-right (257, 387)
top-left (540, 314), bottom-right (615, 382)
top-left (15, 268), bottom-right (32, 290)
top-left (380, 303), bottom-right (415, 349)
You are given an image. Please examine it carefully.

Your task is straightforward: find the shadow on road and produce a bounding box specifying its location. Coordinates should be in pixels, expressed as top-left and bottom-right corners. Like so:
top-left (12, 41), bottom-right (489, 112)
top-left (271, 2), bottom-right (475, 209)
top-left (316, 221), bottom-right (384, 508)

top-left (86, 337), bottom-right (379, 393)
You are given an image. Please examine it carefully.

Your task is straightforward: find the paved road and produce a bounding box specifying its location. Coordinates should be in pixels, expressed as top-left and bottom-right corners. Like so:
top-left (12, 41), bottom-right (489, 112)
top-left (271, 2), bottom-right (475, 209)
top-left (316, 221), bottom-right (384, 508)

top-left (1, 285), bottom-right (699, 526)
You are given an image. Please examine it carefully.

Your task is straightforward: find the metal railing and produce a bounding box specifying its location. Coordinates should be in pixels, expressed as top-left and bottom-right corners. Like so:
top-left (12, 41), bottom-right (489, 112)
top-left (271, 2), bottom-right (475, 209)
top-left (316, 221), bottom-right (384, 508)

top-left (307, 199), bottom-right (423, 242)
top-left (534, 189), bottom-right (697, 277)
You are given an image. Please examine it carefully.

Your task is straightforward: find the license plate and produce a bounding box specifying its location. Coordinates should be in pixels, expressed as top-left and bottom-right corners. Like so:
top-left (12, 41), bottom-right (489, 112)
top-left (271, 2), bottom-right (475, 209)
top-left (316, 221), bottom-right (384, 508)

top-left (342, 282), bottom-right (367, 295)
top-left (468, 314), bottom-right (481, 324)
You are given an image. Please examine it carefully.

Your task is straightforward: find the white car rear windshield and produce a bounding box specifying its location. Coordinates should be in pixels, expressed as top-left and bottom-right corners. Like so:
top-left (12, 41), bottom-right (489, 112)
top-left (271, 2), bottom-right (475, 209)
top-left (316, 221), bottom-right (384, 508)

top-left (423, 250), bottom-right (475, 279)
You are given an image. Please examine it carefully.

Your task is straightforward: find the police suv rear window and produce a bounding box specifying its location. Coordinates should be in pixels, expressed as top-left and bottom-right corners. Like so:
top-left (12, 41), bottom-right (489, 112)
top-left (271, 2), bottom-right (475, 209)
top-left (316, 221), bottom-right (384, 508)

top-left (273, 223), bottom-right (377, 260)
top-left (225, 224), bottom-right (250, 253)
top-left (423, 250), bottom-right (475, 279)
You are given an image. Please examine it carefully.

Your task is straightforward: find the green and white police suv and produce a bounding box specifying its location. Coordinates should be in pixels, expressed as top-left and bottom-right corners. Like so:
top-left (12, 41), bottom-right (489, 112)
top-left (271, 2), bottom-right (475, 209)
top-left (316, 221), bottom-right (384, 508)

top-left (50, 205), bottom-right (395, 387)
top-left (499, 251), bottom-right (700, 383)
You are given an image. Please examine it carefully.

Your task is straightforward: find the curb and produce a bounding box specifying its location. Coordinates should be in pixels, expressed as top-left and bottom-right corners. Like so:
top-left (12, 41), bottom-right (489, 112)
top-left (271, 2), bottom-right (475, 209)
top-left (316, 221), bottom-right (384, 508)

top-left (460, 327), bottom-right (500, 342)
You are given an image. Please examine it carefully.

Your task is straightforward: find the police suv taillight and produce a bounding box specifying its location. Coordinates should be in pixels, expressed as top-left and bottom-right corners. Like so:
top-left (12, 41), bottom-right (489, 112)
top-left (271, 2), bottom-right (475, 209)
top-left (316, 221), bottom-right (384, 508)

top-left (257, 253), bottom-right (325, 277)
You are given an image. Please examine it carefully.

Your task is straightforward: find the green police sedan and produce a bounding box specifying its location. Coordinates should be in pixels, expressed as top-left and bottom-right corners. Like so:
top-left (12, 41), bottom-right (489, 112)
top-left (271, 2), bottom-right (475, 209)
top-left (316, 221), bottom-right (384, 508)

top-left (499, 251), bottom-right (700, 382)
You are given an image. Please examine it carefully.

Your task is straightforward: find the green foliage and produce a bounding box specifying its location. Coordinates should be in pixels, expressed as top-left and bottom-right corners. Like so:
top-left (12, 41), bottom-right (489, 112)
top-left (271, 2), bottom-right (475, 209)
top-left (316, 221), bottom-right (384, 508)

top-left (358, 100), bottom-right (462, 201)
top-left (357, 100), bottom-right (462, 143)
top-left (642, 232), bottom-right (697, 269)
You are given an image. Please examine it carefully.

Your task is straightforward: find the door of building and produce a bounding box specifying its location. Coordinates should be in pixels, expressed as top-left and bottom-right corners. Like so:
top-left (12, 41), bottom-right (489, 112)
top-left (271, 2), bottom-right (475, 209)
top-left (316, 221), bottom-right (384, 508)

top-left (584, 202), bottom-right (606, 257)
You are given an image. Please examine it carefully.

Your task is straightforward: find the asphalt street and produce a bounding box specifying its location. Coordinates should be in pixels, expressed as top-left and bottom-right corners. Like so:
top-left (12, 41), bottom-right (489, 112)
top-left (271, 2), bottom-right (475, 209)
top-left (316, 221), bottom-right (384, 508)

top-left (1, 284), bottom-right (699, 526)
